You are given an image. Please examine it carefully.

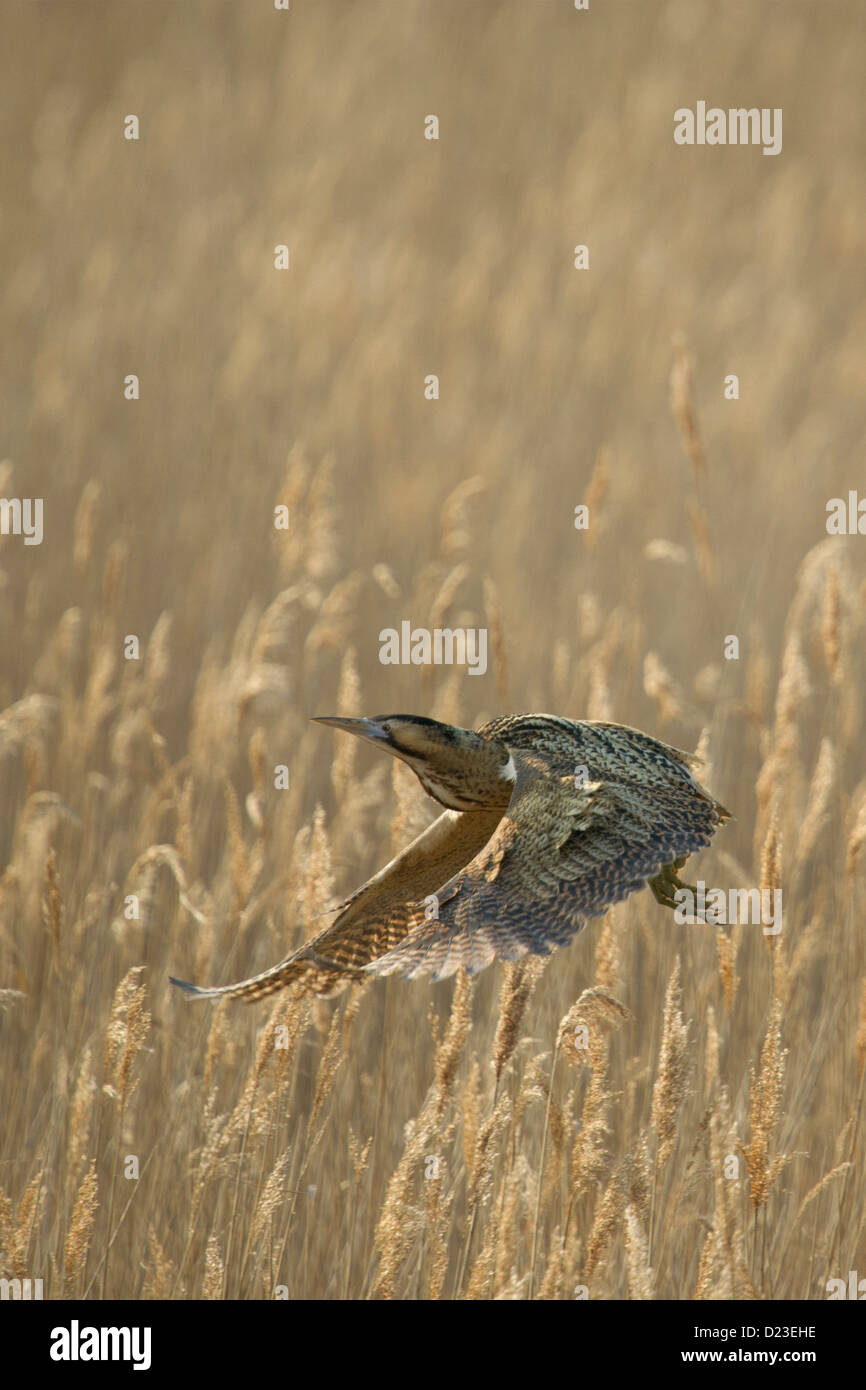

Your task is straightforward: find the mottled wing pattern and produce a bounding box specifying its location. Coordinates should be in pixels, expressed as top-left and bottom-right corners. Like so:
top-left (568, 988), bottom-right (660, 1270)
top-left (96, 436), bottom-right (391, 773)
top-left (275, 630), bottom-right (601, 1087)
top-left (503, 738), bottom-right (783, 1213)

top-left (365, 754), bottom-right (726, 982)
top-left (480, 714), bottom-right (725, 806)
top-left (170, 806), bottom-right (502, 1002)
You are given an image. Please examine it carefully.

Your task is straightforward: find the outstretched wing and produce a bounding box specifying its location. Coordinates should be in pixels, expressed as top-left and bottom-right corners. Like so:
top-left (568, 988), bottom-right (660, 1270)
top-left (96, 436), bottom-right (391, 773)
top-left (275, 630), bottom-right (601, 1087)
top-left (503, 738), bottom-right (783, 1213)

top-left (479, 715), bottom-right (724, 802)
top-left (170, 805), bottom-right (503, 1002)
top-left (365, 760), bottom-right (726, 982)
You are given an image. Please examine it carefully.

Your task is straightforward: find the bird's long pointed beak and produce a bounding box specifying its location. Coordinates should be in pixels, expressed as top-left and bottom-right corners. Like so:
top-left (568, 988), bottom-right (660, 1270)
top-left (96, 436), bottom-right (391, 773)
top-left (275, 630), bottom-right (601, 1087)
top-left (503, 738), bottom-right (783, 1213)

top-left (312, 716), bottom-right (392, 744)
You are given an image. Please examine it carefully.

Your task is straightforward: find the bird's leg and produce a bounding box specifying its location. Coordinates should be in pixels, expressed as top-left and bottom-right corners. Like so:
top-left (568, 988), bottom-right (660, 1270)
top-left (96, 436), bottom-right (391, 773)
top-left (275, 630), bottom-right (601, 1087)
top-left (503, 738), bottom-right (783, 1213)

top-left (650, 857), bottom-right (697, 912)
top-left (650, 872), bottom-right (674, 908)
top-left (669, 854), bottom-right (698, 903)
top-left (650, 871), bottom-right (679, 908)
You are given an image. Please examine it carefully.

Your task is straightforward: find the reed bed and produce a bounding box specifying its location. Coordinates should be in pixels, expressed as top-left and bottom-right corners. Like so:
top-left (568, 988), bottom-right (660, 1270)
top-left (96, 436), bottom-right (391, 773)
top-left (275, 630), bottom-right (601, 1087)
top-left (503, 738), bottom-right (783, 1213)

top-left (1, 0), bottom-right (864, 1300)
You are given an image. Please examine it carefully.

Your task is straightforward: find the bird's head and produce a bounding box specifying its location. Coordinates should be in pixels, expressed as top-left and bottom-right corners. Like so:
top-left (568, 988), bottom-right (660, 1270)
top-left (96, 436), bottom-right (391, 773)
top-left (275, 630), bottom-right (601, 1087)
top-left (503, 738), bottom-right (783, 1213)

top-left (312, 714), bottom-right (515, 811)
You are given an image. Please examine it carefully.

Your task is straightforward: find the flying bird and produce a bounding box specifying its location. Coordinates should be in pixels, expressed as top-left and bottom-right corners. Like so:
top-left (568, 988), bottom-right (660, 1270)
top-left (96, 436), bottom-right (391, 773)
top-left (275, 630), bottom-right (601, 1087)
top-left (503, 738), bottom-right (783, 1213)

top-left (170, 713), bottom-right (729, 1002)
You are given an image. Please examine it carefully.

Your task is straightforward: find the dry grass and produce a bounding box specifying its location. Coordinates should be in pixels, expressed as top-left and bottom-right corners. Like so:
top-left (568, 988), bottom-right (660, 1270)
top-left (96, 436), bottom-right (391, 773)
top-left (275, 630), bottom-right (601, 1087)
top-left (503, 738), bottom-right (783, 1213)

top-left (2, 0), bottom-right (865, 1300)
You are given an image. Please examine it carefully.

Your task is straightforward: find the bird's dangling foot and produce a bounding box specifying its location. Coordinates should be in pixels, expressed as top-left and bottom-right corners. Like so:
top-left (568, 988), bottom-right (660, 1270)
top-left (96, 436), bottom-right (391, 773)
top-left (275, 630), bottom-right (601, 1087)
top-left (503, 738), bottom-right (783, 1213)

top-left (649, 856), bottom-right (697, 911)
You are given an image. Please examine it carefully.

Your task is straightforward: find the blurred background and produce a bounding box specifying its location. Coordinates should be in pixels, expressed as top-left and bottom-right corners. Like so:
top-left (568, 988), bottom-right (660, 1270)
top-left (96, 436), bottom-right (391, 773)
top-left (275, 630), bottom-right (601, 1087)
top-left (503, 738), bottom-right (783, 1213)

top-left (1, 0), bottom-right (865, 1301)
top-left (4, 0), bottom-right (864, 728)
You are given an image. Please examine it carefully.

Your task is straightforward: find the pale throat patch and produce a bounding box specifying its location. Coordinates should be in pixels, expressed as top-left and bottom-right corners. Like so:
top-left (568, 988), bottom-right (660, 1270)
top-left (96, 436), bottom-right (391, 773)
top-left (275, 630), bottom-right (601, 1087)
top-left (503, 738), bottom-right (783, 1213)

top-left (420, 774), bottom-right (470, 808)
top-left (499, 753), bottom-right (517, 782)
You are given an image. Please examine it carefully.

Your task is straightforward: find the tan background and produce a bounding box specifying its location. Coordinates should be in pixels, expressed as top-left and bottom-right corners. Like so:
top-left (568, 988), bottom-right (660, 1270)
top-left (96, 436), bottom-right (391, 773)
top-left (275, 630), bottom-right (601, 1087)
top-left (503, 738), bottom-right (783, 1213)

top-left (1, 0), bottom-right (864, 1300)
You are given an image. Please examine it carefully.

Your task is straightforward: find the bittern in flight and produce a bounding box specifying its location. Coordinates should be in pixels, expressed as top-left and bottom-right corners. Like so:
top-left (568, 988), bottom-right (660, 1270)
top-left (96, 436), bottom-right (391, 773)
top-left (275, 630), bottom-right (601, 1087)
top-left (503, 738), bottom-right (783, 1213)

top-left (170, 713), bottom-right (729, 1002)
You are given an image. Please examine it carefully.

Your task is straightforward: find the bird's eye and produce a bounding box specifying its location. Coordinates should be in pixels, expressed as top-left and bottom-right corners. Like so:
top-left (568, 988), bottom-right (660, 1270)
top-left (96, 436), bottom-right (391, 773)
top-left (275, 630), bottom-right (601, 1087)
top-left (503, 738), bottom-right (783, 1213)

top-left (381, 722), bottom-right (392, 734)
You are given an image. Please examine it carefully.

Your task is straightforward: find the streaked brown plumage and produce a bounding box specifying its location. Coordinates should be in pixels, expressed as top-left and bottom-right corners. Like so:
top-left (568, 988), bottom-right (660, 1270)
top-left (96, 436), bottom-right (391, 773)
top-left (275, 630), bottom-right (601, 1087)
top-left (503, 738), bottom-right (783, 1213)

top-left (170, 713), bottom-right (729, 1002)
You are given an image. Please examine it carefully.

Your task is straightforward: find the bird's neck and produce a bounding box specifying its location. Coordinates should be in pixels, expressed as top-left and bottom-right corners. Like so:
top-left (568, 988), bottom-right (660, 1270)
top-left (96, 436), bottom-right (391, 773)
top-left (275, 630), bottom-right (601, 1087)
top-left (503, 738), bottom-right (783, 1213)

top-left (413, 738), bottom-right (516, 811)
